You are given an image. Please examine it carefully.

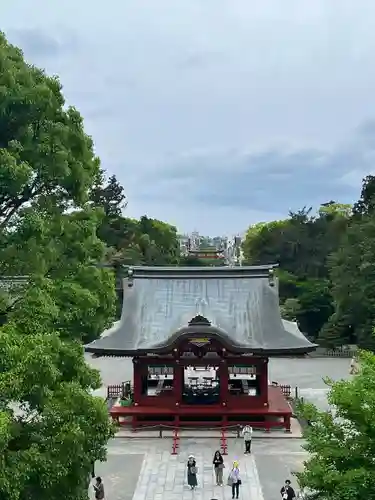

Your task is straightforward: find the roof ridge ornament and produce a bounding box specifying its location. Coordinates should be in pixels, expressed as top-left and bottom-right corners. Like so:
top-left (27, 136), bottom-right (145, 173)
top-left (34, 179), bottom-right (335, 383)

top-left (188, 314), bottom-right (211, 326)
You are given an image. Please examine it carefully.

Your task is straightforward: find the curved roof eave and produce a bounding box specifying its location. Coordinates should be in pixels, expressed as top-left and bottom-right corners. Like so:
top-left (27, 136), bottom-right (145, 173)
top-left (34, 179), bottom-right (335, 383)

top-left (85, 320), bottom-right (318, 357)
top-left (84, 344), bottom-right (318, 357)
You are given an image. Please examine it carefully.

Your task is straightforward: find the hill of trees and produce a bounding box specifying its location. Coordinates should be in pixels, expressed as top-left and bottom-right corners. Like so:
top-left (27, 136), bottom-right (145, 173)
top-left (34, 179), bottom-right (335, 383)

top-left (242, 179), bottom-right (375, 349)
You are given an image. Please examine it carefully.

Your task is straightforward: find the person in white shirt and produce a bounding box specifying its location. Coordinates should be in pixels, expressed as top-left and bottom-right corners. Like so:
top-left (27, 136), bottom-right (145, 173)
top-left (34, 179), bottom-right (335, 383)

top-left (242, 425), bottom-right (253, 454)
top-left (349, 356), bottom-right (359, 375)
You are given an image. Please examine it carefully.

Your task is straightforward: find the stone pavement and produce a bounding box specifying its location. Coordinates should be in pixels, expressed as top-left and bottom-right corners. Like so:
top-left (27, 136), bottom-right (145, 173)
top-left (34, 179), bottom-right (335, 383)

top-left (90, 437), bottom-right (307, 500)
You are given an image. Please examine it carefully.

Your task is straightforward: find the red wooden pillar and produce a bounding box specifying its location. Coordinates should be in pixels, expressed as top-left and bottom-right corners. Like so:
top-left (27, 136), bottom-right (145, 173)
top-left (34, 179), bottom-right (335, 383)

top-left (219, 359), bottom-right (228, 406)
top-left (259, 357), bottom-right (269, 405)
top-left (173, 361), bottom-right (183, 405)
top-left (132, 357), bottom-right (142, 404)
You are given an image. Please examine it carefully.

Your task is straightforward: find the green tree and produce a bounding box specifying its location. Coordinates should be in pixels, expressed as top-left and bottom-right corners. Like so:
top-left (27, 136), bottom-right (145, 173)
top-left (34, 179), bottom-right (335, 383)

top-left (295, 279), bottom-right (334, 340)
top-left (242, 220), bottom-right (288, 268)
top-left (90, 170), bottom-right (127, 218)
top-left (320, 178), bottom-right (375, 348)
top-left (0, 32), bottom-right (115, 499)
top-left (0, 31), bottom-right (116, 340)
top-left (0, 33), bottom-right (99, 229)
top-left (280, 298), bottom-right (301, 321)
top-left (138, 216), bottom-right (180, 265)
top-left (324, 215), bottom-right (375, 349)
top-left (99, 215), bottom-right (180, 268)
top-left (296, 350), bottom-right (375, 500)
top-left (2, 208), bottom-right (116, 342)
top-left (353, 175), bottom-right (375, 217)
top-left (0, 324), bottom-right (114, 500)
top-left (243, 205), bottom-right (349, 281)
top-left (242, 204), bottom-right (349, 340)
top-left (100, 215), bottom-right (181, 316)
top-left (319, 201), bottom-right (352, 218)
top-left (319, 312), bottom-right (353, 348)
top-left (89, 170), bottom-right (128, 250)
top-left (275, 269), bottom-right (298, 299)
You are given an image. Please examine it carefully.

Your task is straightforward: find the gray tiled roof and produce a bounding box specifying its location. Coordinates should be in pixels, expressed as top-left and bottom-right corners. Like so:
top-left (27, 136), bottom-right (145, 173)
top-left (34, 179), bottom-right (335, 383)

top-left (85, 266), bottom-right (316, 356)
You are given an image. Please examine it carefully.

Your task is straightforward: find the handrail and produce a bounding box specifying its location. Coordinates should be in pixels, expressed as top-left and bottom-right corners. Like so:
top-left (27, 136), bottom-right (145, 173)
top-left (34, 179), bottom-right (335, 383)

top-left (117, 423), bottom-right (252, 432)
top-left (107, 383), bottom-right (294, 400)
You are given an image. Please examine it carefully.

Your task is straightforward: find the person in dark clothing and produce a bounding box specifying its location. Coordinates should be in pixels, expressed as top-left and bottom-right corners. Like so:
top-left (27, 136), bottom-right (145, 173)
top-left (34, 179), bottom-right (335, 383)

top-left (212, 450), bottom-right (224, 485)
top-left (280, 479), bottom-right (296, 500)
top-left (187, 455), bottom-right (198, 490)
top-left (93, 476), bottom-right (105, 499)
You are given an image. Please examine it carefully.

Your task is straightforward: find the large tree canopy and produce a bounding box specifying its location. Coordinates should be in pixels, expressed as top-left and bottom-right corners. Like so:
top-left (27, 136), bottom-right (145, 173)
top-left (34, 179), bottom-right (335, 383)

top-left (103, 215), bottom-right (180, 269)
top-left (296, 350), bottom-right (375, 500)
top-left (0, 33), bottom-right (99, 228)
top-left (0, 31), bottom-right (116, 340)
top-left (0, 325), bottom-right (114, 500)
top-left (318, 179), bottom-right (375, 348)
top-left (2, 208), bottom-right (116, 342)
top-left (352, 175), bottom-right (375, 217)
top-left (0, 32), bottom-right (115, 500)
top-left (242, 203), bottom-right (350, 341)
top-left (242, 191), bottom-right (375, 349)
top-left (321, 215), bottom-right (375, 349)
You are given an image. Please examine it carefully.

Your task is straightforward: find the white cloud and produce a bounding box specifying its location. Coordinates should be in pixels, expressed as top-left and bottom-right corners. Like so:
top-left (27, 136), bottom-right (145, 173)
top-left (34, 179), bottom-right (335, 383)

top-left (3, 0), bottom-right (375, 233)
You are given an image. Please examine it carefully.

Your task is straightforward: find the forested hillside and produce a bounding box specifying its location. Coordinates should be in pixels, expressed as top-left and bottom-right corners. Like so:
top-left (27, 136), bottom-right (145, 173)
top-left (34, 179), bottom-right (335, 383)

top-left (242, 176), bottom-right (375, 349)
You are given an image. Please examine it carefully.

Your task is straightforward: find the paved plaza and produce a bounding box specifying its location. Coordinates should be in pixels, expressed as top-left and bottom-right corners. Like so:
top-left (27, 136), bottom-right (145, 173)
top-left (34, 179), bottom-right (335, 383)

top-left (89, 436), bottom-right (307, 500)
top-left (86, 356), bottom-right (351, 499)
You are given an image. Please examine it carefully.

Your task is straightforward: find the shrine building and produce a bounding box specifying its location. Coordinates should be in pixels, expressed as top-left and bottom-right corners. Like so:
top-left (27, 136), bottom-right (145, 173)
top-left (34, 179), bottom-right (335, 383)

top-left (85, 265), bottom-right (316, 431)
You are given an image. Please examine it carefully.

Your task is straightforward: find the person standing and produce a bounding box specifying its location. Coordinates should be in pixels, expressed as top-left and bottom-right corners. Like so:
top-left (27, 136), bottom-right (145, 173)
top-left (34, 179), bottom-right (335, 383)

top-left (242, 424), bottom-right (253, 453)
top-left (228, 460), bottom-right (241, 499)
top-left (86, 462), bottom-right (96, 491)
top-left (349, 356), bottom-right (359, 375)
top-left (280, 479), bottom-right (296, 500)
top-left (212, 450), bottom-right (225, 486)
top-left (93, 477), bottom-right (105, 500)
top-left (187, 454), bottom-right (198, 490)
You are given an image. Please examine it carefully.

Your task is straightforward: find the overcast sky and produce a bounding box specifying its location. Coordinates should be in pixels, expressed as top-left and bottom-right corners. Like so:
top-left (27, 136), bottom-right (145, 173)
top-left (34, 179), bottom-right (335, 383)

top-left (3, 1), bottom-right (375, 235)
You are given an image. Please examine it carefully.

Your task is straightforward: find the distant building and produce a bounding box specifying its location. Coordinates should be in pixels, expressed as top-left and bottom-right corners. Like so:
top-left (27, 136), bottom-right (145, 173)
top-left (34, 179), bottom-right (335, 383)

top-left (178, 232), bottom-right (244, 265)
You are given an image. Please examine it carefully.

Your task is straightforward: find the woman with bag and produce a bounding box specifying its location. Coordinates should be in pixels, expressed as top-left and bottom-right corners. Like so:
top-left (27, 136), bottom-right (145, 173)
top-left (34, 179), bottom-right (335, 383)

top-left (280, 479), bottom-right (296, 500)
top-left (187, 454), bottom-right (198, 490)
top-left (93, 477), bottom-right (105, 500)
top-left (228, 460), bottom-right (241, 499)
top-left (212, 450), bottom-right (225, 486)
